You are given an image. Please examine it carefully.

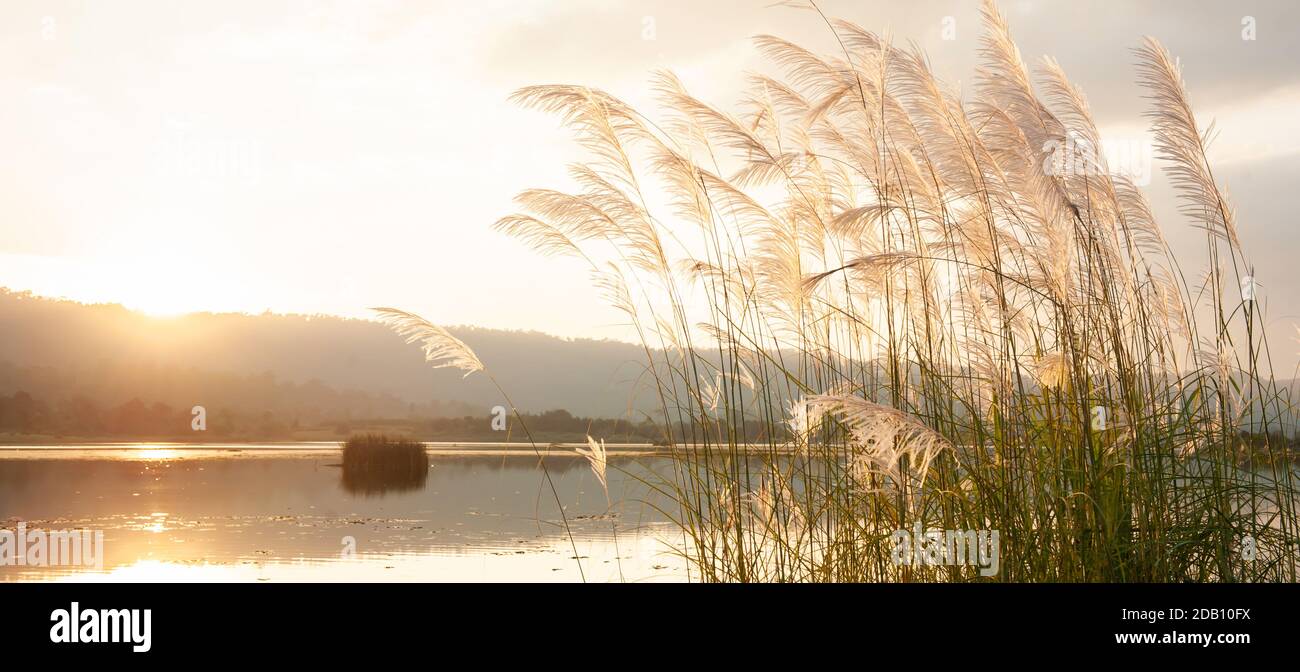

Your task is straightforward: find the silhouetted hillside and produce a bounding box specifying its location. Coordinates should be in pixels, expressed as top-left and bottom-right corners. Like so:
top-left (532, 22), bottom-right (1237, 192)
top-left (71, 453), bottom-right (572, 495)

top-left (0, 288), bottom-right (658, 418)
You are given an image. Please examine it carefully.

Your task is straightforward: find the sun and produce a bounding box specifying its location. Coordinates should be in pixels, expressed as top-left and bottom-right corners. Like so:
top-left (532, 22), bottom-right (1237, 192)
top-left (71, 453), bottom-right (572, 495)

top-left (125, 295), bottom-right (200, 318)
top-left (101, 255), bottom-right (216, 317)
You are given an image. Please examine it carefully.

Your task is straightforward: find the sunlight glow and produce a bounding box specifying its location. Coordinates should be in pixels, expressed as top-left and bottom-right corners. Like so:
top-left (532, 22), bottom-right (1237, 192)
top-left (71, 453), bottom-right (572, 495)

top-left (127, 445), bottom-right (184, 461)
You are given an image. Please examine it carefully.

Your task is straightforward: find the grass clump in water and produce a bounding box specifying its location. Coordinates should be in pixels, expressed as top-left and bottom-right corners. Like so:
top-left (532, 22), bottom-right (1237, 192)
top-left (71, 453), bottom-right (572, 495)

top-left (340, 433), bottom-right (429, 496)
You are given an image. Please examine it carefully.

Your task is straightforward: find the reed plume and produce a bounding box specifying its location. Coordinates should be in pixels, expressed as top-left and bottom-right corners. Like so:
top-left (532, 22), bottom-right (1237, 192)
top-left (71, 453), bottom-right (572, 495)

top-left (371, 307), bottom-right (484, 377)
top-left (488, 0), bottom-right (1298, 582)
top-left (578, 435), bottom-right (609, 502)
top-left (371, 307), bottom-right (589, 581)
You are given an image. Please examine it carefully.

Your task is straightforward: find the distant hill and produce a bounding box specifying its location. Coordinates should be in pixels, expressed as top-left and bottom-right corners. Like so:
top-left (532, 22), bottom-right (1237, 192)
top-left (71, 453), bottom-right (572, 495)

top-left (6, 288), bottom-right (1295, 440)
top-left (0, 288), bottom-right (660, 418)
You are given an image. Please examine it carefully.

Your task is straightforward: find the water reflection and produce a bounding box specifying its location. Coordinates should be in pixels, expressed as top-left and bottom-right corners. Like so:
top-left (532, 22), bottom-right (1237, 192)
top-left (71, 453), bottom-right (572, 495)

top-left (48, 529), bottom-right (685, 583)
top-left (339, 451), bottom-right (429, 496)
top-left (0, 445), bottom-right (685, 582)
top-left (128, 446), bottom-right (184, 461)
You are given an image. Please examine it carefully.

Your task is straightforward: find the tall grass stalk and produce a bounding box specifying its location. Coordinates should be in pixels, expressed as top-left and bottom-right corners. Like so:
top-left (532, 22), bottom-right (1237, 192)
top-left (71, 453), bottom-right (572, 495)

top-left (372, 307), bottom-right (588, 581)
top-left (483, 0), bottom-right (1300, 582)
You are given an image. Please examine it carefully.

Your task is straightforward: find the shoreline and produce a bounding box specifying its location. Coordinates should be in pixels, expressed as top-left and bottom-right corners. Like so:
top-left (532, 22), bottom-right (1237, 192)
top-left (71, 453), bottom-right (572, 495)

top-left (0, 441), bottom-right (667, 459)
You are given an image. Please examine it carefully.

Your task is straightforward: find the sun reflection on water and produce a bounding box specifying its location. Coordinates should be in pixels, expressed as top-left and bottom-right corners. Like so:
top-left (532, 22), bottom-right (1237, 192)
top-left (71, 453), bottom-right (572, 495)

top-left (126, 444), bottom-right (184, 461)
top-left (1, 445), bottom-right (689, 582)
top-left (40, 534), bottom-right (688, 583)
top-left (145, 513), bottom-right (168, 534)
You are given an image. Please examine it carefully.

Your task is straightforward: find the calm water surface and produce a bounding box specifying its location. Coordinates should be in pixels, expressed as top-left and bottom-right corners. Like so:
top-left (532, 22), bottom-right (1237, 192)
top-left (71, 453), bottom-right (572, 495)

top-left (0, 444), bottom-right (688, 582)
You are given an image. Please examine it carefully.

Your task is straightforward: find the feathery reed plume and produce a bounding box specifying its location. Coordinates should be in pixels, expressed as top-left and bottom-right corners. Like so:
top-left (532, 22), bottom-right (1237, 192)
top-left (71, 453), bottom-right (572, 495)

top-left (785, 396), bottom-right (814, 443)
top-left (806, 392), bottom-right (952, 483)
top-left (373, 307), bottom-right (589, 581)
top-left (1136, 38), bottom-right (1241, 249)
top-left (1031, 351), bottom-right (1069, 389)
top-left (489, 0), bottom-right (1299, 582)
top-left (578, 435), bottom-right (609, 501)
top-left (371, 307), bottom-right (484, 378)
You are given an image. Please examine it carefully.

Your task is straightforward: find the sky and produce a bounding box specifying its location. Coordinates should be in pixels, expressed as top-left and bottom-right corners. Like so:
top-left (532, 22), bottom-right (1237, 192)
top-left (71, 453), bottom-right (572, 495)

top-left (2, 0), bottom-right (1299, 364)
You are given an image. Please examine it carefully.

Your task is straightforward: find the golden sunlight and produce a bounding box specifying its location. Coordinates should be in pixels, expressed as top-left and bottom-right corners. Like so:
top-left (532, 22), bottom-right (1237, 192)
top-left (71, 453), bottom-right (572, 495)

top-left (126, 445), bottom-right (184, 461)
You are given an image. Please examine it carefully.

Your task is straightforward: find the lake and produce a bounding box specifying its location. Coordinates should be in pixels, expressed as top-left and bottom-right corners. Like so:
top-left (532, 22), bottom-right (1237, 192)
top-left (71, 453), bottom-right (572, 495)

top-left (0, 443), bottom-right (689, 582)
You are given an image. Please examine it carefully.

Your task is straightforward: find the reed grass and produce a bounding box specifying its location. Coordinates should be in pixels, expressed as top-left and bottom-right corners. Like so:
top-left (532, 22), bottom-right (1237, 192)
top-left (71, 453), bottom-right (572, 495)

top-left (340, 433), bottom-right (429, 495)
top-left (392, 0), bottom-right (1300, 581)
